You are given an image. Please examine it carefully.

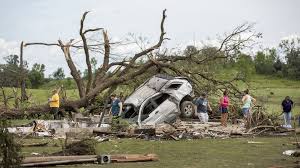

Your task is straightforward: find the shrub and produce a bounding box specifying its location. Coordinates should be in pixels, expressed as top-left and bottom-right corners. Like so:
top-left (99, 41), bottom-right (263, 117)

top-left (0, 120), bottom-right (23, 168)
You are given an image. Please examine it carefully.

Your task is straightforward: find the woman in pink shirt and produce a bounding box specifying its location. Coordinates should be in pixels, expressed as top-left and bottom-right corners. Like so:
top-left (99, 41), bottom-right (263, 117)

top-left (220, 90), bottom-right (230, 127)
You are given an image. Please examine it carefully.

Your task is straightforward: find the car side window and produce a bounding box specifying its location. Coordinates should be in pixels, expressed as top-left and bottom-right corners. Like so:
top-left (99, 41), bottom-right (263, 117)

top-left (154, 94), bottom-right (170, 105)
top-left (167, 83), bottom-right (182, 90)
top-left (143, 101), bottom-right (156, 115)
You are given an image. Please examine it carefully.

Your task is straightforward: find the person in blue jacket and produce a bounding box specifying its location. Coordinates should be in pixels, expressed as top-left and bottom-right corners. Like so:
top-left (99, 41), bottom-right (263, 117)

top-left (282, 96), bottom-right (294, 128)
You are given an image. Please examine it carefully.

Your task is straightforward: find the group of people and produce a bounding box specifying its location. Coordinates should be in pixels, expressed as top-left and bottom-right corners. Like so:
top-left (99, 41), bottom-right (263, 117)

top-left (193, 89), bottom-right (295, 128)
top-left (48, 87), bottom-right (295, 128)
top-left (193, 90), bottom-right (233, 127)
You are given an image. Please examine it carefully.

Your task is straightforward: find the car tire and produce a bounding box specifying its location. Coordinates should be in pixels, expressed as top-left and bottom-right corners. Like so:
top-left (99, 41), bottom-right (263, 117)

top-left (180, 101), bottom-right (195, 118)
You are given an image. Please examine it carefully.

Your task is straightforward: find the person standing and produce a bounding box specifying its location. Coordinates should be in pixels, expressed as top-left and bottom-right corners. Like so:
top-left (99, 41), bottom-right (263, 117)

top-left (109, 94), bottom-right (123, 117)
top-left (242, 89), bottom-right (256, 127)
top-left (193, 93), bottom-right (212, 123)
top-left (220, 90), bottom-right (230, 127)
top-left (49, 89), bottom-right (60, 120)
top-left (281, 96), bottom-right (294, 128)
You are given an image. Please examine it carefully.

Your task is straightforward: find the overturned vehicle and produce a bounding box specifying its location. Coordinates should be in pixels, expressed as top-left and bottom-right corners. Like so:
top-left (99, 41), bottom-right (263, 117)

top-left (121, 74), bottom-right (195, 127)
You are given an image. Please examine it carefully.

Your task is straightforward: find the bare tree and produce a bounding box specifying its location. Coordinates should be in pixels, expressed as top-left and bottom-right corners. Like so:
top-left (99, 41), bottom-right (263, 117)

top-left (0, 10), bottom-right (261, 118)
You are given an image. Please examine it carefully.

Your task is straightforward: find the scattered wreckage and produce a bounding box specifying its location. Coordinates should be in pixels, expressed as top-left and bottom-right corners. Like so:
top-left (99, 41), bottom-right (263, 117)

top-left (8, 115), bottom-right (111, 138)
top-left (7, 75), bottom-right (296, 139)
top-left (121, 74), bottom-right (195, 127)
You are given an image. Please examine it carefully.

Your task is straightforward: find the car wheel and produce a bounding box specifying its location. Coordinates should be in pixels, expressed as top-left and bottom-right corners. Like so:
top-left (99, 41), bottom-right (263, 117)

top-left (180, 101), bottom-right (195, 118)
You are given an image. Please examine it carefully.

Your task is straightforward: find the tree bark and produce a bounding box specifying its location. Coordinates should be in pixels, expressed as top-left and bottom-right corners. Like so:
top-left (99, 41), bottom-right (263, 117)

top-left (20, 41), bottom-right (28, 102)
top-left (80, 12), bottom-right (94, 94)
top-left (58, 40), bottom-right (86, 98)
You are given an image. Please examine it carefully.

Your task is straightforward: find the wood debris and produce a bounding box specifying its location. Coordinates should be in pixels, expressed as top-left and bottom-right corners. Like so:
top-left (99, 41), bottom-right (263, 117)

top-left (21, 154), bottom-right (158, 167)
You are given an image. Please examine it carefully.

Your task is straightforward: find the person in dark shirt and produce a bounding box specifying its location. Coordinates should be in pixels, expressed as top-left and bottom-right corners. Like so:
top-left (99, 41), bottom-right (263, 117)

top-left (281, 96), bottom-right (294, 128)
top-left (109, 94), bottom-right (123, 117)
top-left (193, 93), bottom-right (212, 123)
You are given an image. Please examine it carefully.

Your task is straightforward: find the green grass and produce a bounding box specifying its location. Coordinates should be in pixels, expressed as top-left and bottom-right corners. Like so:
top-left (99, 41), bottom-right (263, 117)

top-left (249, 75), bottom-right (300, 116)
top-left (20, 137), bottom-right (300, 168)
top-left (1, 87), bottom-right (79, 107)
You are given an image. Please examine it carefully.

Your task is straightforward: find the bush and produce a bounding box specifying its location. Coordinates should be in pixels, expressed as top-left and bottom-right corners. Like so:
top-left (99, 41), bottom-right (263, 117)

top-left (0, 120), bottom-right (23, 168)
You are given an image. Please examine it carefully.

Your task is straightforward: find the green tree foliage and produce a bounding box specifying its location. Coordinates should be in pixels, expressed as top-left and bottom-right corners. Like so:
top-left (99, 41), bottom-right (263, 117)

top-left (280, 38), bottom-right (300, 79)
top-left (83, 57), bottom-right (97, 79)
top-left (0, 55), bottom-right (28, 87)
top-left (234, 53), bottom-right (255, 81)
top-left (52, 67), bottom-right (65, 80)
top-left (83, 69), bottom-right (88, 79)
top-left (28, 63), bottom-right (45, 88)
top-left (0, 120), bottom-right (23, 167)
top-left (91, 57), bottom-right (97, 73)
top-left (254, 49), bottom-right (276, 75)
top-left (184, 45), bottom-right (198, 56)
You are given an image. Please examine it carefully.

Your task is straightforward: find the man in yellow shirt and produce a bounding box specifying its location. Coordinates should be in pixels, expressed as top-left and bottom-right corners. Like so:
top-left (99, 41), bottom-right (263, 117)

top-left (49, 89), bottom-right (60, 119)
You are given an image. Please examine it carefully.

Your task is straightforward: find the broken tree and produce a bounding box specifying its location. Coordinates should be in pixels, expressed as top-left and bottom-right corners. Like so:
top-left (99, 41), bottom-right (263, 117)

top-left (0, 10), bottom-right (261, 118)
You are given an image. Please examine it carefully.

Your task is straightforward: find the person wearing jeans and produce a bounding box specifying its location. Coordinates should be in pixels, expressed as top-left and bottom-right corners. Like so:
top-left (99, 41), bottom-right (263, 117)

top-left (242, 89), bottom-right (256, 128)
top-left (282, 96), bottom-right (294, 128)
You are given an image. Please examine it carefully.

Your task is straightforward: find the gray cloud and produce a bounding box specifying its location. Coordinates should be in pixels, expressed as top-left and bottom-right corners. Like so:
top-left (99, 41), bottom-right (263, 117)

top-left (0, 0), bottom-right (299, 75)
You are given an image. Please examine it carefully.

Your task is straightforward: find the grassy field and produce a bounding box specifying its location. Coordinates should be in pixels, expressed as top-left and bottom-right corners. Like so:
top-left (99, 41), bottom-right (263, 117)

top-left (249, 75), bottom-right (300, 116)
top-left (2, 74), bottom-right (300, 118)
top-left (1, 87), bottom-right (79, 107)
top-left (20, 137), bottom-right (300, 168)
top-left (3, 75), bottom-right (300, 168)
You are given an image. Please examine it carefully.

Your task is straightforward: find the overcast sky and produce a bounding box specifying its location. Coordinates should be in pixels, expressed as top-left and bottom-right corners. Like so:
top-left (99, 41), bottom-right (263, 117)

top-left (0, 0), bottom-right (299, 76)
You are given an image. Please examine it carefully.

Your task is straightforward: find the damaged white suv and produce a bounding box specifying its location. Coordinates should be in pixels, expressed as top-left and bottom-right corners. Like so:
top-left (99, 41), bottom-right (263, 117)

top-left (121, 74), bottom-right (195, 127)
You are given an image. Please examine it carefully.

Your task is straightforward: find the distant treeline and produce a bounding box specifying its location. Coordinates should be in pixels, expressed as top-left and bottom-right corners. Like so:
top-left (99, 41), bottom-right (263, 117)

top-left (0, 37), bottom-right (299, 90)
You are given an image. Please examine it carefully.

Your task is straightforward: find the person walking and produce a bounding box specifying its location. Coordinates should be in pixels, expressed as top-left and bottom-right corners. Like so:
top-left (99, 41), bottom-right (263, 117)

top-left (220, 90), bottom-right (230, 127)
top-left (109, 94), bottom-right (123, 117)
top-left (281, 96), bottom-right (294, 128)
top-left (241, 89), bottom-right (256, 128)
top-left (193, 93), bottom-right (212, 123)
top-left (49, 89), bottom-right (60, 120)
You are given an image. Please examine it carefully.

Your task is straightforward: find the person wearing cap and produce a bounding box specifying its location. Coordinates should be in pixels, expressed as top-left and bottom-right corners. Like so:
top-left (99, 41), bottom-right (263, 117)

top-left (49, 89), bottom-right (60, 119)
top-left (193, 93), bottom-right (212, 123)
top-left (109, 94), bottom-right (123, 117)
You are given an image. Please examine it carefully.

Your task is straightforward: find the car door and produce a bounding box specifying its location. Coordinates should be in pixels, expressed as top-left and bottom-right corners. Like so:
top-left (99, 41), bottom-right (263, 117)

top-left (138, 93), bottom-right (179, 127)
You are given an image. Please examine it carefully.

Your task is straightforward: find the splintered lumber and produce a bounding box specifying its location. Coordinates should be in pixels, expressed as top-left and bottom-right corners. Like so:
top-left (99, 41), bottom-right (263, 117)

top-left (134, 128), bottom-right (156, 136)
top-left (111, 154), bottom-right (158, 162)
top-left (21, 154), bottom-right (158, 166)
top-left (169, 134), bottom-right (179, 141)
top-left (247, 125), bottom-right (276, 133)
top-left (247, 141), bottom-right (265, 144)
top-left (21, 158), bottom-right (97, 167)
top-left (22, 155), bottom-right (97, 164)
top-left (21, 142), bottom-right (48, 147)
top-left (93, 130), bottom-right (141, 138)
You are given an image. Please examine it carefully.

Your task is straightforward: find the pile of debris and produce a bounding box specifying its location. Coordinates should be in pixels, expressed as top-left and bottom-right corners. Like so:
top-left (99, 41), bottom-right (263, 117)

top-left (94, 117), bottom-right (297, 141)
top-left (7, 105), bottom-right (296, 141)
top-left (7, 115), bottom-right (111, 138)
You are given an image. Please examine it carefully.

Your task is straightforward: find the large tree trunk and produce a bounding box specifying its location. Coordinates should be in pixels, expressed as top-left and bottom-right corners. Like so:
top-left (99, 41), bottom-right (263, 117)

top-left (58, 40), bottom-right (86, 98)
top-left (20, 41), bottom-right (28, 103)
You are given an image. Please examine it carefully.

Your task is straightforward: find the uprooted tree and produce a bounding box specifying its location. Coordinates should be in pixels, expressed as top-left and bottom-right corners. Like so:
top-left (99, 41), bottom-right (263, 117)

top-left (0, 9), bottom-right (261, 118)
